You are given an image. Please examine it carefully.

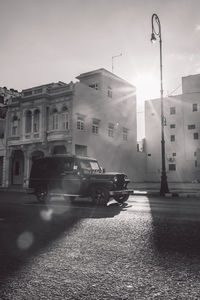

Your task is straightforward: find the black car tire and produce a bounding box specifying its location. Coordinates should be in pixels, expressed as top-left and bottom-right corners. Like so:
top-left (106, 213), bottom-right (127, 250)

top-left (90, 186), bottom-right (109, 206)
top-left (114, 194), bottom-right (129, 204)
top-left (36, 187), bottom-right (50, 203)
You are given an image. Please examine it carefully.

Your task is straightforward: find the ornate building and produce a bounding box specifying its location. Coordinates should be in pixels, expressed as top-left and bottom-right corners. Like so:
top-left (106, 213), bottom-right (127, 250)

top-left (0, 87), bottom-right (20, 185)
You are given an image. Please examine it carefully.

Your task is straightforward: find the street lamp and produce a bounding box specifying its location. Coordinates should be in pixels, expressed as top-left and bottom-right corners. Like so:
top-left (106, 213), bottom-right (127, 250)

top-left (151, 13), bottom-right (169, 196)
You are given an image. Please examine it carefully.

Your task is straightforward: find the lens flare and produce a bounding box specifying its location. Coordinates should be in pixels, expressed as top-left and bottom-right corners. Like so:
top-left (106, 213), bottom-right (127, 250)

top-left (17, 231), bottom-right (34, 250)
top-left (40, 208), bottom-right (53, 221)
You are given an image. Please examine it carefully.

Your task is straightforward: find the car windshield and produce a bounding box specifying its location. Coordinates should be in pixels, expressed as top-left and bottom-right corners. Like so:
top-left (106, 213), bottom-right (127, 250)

top-left (79, 159), bottom-right (101, 173)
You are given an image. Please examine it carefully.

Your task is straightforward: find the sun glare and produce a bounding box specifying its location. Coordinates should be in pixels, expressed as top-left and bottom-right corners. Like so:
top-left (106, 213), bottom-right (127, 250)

top-left (134, 73), bottom-right (160, 104)
top-left (130, 72), bottom-right (160, 140)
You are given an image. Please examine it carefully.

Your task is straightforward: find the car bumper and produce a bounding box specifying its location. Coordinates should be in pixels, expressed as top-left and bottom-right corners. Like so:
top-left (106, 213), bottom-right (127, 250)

top-left (109, 189), bottom-right (134, 196)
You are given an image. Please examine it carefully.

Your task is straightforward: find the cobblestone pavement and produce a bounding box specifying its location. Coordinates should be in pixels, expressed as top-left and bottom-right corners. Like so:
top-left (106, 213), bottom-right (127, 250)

top-left (1, 195), bottom-right (200, 299)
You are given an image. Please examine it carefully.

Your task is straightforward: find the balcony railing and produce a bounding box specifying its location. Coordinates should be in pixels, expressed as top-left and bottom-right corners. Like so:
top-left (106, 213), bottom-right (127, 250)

top-left (47, 130), bottom-right (71, 141)
top-left (22, 83), bottom-right (73, 98)
top-left (8, 136), bottom-right (20, 141)
top-left (8, 129), bottom-right (71, 144)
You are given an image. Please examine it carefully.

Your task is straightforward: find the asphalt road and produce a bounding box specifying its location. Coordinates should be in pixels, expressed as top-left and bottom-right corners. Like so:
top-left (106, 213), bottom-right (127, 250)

top-left (0, 193), bottom-right (200, 299)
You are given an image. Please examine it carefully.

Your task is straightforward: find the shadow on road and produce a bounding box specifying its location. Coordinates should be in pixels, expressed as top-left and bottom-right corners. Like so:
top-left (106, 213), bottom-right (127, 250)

top-left (148, 196), bottom-right (200, 256)
top-left (0, 195), bottom-right (126, 285)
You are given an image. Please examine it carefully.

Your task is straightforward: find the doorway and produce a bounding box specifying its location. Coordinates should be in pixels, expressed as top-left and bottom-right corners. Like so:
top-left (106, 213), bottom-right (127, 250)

top-left (12, 150), bottom-right (24, 185)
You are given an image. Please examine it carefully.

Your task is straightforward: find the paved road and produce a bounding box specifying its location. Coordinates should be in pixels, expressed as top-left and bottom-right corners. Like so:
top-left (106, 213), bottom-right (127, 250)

top-left (1, 194), bottom-right (200, 299)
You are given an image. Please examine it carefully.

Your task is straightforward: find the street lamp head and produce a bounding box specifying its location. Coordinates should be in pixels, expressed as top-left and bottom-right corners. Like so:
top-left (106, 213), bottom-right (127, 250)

top-left (151, 32), bottom-right (157, 43)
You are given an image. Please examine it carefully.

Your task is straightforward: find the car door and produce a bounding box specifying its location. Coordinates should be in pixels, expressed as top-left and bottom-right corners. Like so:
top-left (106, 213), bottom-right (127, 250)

top-left (60, 158), bottom-right (82, 195)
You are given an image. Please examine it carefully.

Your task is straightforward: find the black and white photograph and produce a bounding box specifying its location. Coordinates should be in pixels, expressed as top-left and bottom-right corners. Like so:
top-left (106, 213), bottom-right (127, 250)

top-left (1, 0), bottom-right (200, 299)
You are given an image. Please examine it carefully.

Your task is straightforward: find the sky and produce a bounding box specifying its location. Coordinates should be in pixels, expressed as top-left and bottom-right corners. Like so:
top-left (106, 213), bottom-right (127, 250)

top-left (1, 0), bottom-right (200, 139)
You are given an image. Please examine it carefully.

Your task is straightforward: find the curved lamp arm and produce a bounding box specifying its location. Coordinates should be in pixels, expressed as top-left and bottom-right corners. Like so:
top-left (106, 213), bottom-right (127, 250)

top-left (151, 13), bottom-right (161, 42)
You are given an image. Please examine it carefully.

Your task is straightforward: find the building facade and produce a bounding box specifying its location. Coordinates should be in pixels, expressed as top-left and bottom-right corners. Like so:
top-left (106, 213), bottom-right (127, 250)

top-left (0, 105), bottom-right (5, 186)
top-left (0, 87), bottom-right (20, 185)
top-left (145, 74), bottom-right (200, 182)
top-left (2, 68), bottom-right (143, 188)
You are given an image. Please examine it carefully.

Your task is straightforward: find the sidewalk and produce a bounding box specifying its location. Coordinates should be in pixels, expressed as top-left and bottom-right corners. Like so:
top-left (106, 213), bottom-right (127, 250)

top-left (130, 182), bottom-right (200, 198)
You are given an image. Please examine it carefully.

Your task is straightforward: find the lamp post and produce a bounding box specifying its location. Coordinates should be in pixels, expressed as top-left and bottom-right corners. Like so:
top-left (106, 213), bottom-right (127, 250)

top-left (151, 13), bottom-right (169, 196)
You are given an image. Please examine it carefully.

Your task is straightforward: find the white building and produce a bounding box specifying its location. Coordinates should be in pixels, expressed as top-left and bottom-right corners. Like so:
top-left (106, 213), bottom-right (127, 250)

top-left (145, 74), bottom-right (200, 182)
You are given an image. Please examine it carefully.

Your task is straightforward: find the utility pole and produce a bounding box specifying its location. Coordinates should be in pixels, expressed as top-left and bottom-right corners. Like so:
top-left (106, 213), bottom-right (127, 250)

top-left (112, 53), bottom-right (122, 73)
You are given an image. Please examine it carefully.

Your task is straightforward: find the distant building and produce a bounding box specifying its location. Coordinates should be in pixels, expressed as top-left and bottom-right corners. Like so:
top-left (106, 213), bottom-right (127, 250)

top-left (0, 103), bottom-right (5, 185)
top-left (3, 68), bottom-right (144, 188)
top-left (145, 74), bottom-right (200, 182)
top-left (0, 87), bottom-right (20, 185)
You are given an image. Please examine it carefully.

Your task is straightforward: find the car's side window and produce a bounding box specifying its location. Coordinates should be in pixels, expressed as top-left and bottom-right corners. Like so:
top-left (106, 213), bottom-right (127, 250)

top-left (63, 160), bottom-right (73, 171)
top-left (36, 160), bottom-right (49, 176)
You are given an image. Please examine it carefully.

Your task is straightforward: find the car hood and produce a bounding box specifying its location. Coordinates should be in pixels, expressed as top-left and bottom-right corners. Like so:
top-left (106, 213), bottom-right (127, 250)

top-left (87, 172), bottom-right (129, 180)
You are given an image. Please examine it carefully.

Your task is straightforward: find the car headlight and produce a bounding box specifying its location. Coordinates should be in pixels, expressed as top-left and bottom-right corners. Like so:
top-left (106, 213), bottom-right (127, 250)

top-left (113, 176), bottom-right (118, 182)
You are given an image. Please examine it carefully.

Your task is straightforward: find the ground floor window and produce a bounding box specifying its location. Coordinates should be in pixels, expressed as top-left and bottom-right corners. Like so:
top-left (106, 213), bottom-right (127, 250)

top-left (0, 156), bottom-right (3, 185)
top-left (53, 145), bottom-right (67, 154)
top-left (75, 144), bottom-right (87, 156)
top-left (169, 164), bottom-right (176, 171)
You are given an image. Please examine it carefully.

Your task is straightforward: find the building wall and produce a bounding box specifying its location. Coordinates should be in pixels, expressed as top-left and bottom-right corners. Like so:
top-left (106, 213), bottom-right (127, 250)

top-left (73, 69), bottom-right (144, 182)
top-left (145, 99), bottom-right (161, 181)
top-left (145, 75), bottom-right (200, 182)
top-left (0, 90), bottom-right (10, 186)
top-left (182, 74), bottom-right (200, 94)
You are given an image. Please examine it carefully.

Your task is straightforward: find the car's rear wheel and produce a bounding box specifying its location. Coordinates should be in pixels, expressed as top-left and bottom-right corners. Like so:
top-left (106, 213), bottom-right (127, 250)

top-left (36, 187), bottom-right (50, 203)
top-left (90, 186), bottom-right (109, 206)
top-left (114, 194), bottom-right (129, 204)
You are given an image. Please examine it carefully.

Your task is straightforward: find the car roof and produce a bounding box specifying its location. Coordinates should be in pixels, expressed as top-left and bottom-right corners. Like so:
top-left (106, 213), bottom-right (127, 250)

top-left (35, 154), bottom-right (97, 161)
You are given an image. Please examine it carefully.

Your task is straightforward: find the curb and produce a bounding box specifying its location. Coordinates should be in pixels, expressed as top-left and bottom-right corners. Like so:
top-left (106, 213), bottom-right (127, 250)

top-left (133, 191), bottom-right (200, 198)
top-left (0, 188), bottom-right (29, 193)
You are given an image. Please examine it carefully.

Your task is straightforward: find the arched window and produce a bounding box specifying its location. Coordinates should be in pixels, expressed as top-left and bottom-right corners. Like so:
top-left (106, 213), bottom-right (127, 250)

top-left (33, 109), bottom-right (40, 133)
top-left (11, 115), bottom-right (19, 136)
top-left (62, 107), bottom-right (69, 130)
top-left (25, 110), bottom-right (32, 134)
top-left (52, 108), bottom-right (59, 130)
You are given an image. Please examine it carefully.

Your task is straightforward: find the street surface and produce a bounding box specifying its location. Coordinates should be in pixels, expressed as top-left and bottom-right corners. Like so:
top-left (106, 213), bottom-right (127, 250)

top-left (0, 192), bottom-right (200, 299)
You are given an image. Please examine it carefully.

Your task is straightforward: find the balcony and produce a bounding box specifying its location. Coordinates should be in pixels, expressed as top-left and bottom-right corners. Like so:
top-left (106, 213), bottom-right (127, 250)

top-left (22, 82), bottom-right (73, 99)
top-left (47, 130), bottom-right (71, 141)
top-left (8, 136), bottom-right (20, 141)
top-left (8, 132), bottom-right (42, 145)
top-left (25, 132), bottom-right (41, 140)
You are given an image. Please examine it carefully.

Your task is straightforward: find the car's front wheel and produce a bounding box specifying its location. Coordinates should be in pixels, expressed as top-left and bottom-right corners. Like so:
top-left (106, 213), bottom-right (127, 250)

top-left (36, 187), bottom-right (50, 204)
top-left (114, 194), bottom-right (129, 204)
top-left (90, 186), bottom-right (109, 206)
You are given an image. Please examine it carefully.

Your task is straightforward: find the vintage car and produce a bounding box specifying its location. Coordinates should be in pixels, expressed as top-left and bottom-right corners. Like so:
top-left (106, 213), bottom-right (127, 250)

top-left (29, 154), bottom-right (134, 205)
